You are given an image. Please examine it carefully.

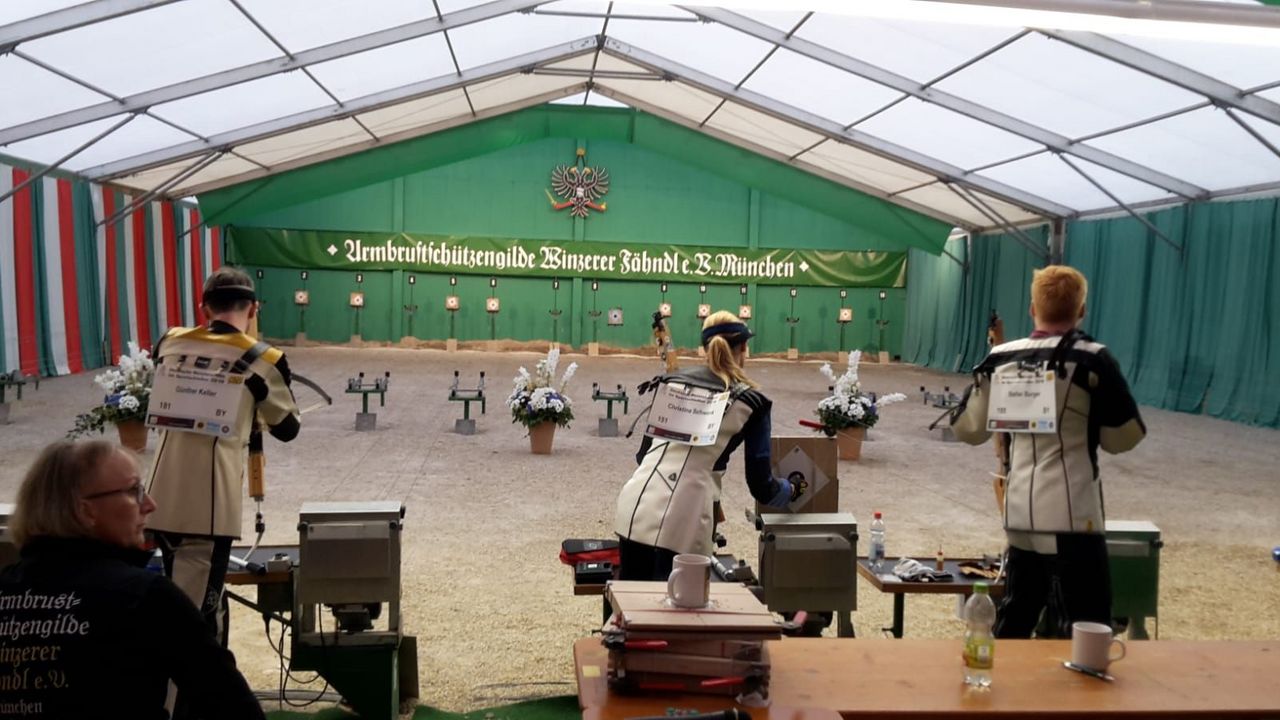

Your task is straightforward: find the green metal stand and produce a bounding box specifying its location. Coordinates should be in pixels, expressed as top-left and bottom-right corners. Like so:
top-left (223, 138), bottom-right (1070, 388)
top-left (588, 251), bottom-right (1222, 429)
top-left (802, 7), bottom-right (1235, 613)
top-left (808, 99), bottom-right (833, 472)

top-left (292, 641), bottom-right (399, 720)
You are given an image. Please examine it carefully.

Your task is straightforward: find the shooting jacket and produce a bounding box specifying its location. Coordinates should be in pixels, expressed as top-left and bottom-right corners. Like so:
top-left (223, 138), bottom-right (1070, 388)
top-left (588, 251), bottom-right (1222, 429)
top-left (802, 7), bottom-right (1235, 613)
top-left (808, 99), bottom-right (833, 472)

top-left (615, 366), bottom-right (781, 556)
top-left (952, 331), bottom-right (1146, 536)
top-left (146, 322), bottom-right (299, 538)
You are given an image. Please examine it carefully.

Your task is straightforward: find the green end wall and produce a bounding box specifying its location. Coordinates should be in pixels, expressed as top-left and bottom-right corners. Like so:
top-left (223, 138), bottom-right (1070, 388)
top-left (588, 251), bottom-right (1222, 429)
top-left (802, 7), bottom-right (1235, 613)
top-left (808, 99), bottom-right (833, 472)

top-left (210, 106), bottom-right (947, 354)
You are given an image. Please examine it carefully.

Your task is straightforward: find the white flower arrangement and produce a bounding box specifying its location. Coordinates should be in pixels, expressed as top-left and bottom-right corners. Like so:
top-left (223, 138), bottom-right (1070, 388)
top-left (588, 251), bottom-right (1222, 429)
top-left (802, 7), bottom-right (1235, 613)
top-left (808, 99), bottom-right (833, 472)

top-left (815, 350), bottom-right (906, 431)
top-left (69, 342), bottom-right (154, 438)
top-left (507, 347), bottom-right (578, 428)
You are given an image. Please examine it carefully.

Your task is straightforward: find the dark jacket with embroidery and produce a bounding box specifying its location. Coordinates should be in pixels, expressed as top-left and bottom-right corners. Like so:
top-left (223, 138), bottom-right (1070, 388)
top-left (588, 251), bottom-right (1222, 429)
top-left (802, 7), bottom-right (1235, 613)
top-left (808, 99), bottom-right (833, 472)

top-left (0, 536), bottom-right (264, 720)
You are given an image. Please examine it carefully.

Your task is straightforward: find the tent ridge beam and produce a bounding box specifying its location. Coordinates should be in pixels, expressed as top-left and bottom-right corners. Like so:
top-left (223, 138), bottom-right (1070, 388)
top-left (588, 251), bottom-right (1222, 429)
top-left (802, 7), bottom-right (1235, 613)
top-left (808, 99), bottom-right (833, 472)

top-left (688, 6), bottom-right (1206, 199)
top-left (601, 37), bottom-right (1070, 219)
top-left (0, 0), bottom-right (179, 51)
top-left (0, 0), bottom-right (548, 146)
top-left (80, 37), bottom-right (598, 181)
top-left (1039, 30), bottom-right (1280, 127)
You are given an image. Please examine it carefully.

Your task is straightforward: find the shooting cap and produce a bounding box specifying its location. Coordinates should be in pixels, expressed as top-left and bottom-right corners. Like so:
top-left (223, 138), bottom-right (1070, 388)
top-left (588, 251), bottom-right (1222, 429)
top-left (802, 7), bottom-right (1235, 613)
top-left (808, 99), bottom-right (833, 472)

top-left (201, 284), bottom-right (256, 305)
top-left (701, 322), bottom-right (753, 348)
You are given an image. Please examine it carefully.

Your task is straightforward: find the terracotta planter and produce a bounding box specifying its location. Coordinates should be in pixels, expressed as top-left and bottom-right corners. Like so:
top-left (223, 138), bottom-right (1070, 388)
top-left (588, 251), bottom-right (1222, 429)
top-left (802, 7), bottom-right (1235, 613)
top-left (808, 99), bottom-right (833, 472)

top-left (116, 419), bottom-right (148, 453)
top-left (836, 425), bottom-right (865, 461)
top-left (529, 421), bottom-right (557, 455)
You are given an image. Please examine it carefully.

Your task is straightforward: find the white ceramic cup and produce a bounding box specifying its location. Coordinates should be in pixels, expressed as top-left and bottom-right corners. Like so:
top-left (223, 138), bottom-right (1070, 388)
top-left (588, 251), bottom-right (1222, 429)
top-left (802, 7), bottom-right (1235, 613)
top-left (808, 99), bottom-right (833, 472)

top-left (667, 554), bottom-right (712, 608)
top-left (1072, 621), bottom-right (1126, 671)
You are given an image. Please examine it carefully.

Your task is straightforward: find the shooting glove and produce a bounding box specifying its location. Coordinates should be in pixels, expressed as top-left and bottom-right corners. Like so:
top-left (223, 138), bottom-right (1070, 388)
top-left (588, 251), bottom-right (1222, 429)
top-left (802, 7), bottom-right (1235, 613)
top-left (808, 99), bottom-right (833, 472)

top-left (765, 478), bottom-right (794, 508)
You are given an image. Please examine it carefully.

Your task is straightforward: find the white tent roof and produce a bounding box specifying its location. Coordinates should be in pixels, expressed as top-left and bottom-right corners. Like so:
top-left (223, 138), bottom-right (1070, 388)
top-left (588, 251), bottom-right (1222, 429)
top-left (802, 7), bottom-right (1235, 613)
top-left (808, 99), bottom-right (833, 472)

top-left (2, 0), bottom-right (1279, 231)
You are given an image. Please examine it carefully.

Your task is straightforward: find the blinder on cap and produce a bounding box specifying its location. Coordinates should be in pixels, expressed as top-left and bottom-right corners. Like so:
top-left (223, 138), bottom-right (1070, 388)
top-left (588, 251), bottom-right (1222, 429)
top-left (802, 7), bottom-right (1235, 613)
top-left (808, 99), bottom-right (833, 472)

top-left (202, 284), bottom-right (257, 305)
top-left (701, 322), bottom-right (754, 348)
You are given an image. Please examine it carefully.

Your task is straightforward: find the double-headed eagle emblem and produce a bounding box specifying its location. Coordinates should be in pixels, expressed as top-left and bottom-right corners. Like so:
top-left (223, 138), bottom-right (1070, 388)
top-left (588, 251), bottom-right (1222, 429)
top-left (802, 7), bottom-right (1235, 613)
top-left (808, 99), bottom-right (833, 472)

top-left (546, 147), bottom-right (609, 218)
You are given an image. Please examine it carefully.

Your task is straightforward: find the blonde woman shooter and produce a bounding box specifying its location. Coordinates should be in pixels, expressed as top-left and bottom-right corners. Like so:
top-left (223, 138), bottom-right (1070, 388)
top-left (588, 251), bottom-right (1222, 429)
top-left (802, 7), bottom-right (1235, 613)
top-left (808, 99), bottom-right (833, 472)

top-left (614, 310), bottom-right (797, 581)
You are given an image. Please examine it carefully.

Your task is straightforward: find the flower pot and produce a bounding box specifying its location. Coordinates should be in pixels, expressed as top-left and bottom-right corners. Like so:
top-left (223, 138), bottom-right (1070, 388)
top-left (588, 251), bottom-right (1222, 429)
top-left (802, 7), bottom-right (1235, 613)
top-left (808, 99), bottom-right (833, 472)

top-left (836, 425), bottom-right (865, 461)
top-left (529, 421), bottom-right (556, 455)
top-left (116, 419), bottom-right (148, 453)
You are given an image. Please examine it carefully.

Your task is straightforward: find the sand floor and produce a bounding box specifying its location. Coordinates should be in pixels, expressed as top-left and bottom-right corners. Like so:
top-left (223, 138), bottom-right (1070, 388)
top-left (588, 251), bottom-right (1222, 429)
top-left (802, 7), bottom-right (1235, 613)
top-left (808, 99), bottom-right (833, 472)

top-left (1, 344), bottom-right (1277, 713)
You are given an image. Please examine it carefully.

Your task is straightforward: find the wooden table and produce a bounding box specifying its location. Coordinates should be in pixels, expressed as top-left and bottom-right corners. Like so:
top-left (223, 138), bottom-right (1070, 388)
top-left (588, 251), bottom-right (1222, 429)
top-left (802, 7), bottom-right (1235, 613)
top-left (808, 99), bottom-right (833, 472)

top-left (856, 557), bottom-right (1004, 638)
top-left (575, 637), bottom-right (1280, 719)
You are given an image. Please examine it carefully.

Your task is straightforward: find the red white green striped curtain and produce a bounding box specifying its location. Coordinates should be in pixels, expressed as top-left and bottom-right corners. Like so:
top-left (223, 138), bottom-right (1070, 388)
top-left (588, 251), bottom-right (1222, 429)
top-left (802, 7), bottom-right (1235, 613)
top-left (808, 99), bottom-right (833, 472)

top-left (0, 161), bottom-right (222, 378)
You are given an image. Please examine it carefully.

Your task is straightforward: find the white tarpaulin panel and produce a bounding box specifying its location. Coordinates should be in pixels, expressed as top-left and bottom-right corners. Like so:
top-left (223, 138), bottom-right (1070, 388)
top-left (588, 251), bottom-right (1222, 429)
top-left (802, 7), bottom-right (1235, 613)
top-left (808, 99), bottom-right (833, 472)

top-left (114, 155), bottom-right (263, 196)
top-left (704, 100), bottom-right (827, 158)
top-left (802, 142), bottom-right (937, 195)
top-left (1087, 106), bottom-right (1280, 192)
top-left (19, 0), bottom-right (278, 98)
top-left (933, 33), bottom-right (1205, 139)
top-left (897, 183), bottom-right (1044, 227)
top-left (234, 119), bottom-right (370, 169)
top-left (1, 0), bottom-right (1279, 229)
top-left (856, 98), bottom-right (1044, 170)
top-left (740, 48), bottom-right (904, 126)
top-left (4, 115), bottom-right (194, 172)
top-left (306, 35), bottom-right (460, 103)
top-left (355, 91), bottom-right (476, 138)
top-left (150, 73), bottom-right (336, 139)
top-left (981, 152), bottom-right (1173, 211)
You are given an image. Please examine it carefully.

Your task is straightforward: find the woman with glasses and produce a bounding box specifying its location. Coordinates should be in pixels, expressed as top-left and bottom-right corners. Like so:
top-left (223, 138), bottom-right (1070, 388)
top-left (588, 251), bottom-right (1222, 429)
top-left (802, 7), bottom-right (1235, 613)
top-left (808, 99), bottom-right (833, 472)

top-left (0, 440), bottom-right (265, 719)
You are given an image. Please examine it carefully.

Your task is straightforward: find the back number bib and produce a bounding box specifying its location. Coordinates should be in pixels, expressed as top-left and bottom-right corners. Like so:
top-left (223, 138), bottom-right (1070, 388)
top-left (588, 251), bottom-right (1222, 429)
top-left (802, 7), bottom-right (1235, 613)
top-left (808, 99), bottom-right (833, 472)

top-left (987, 360), bottom-right (1058, 433)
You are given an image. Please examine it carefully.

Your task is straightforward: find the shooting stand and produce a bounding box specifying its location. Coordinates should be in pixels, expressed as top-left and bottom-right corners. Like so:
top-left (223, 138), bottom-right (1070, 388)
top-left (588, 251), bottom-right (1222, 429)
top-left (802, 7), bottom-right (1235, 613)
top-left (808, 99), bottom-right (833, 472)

top-left (448, 371), bottom-right (486, 435)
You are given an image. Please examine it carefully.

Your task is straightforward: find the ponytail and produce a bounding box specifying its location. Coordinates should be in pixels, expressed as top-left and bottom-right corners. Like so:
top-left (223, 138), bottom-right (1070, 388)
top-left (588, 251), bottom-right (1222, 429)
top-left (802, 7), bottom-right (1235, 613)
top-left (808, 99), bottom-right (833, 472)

top-left (702, 311), bottom-right (757, 390)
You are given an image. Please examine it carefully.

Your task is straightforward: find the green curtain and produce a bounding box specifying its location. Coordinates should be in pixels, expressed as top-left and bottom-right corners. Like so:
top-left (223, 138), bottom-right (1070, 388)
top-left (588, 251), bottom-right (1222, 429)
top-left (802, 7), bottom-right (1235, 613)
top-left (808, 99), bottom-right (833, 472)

top-left (904, 227), bottom-right (1046, 373)
top-left (907, 199), bottom-right (1279, 428)
top-left (1068, 198), bottom-right (1280, 428)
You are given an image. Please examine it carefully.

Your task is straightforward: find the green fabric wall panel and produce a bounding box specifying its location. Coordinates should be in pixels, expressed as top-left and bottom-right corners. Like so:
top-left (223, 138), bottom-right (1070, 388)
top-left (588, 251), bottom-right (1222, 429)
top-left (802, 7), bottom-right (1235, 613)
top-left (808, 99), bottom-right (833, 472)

top-left (202, 106), bottom-right (950, 254)
top-left (757, 193), bottom-right (916, 252)
top-left (1064, 198), bottom-right (1279, 428)
top-left (235, 265), bottom-right (910, 356)
top-left (402, 140), bottom-right (576, 240)
top-left (577, 141), bottom-right (750, 247)
top-left (903, 228), bottom-right (1046, 374)
top-left (245, 181), bottom-right (398, 233)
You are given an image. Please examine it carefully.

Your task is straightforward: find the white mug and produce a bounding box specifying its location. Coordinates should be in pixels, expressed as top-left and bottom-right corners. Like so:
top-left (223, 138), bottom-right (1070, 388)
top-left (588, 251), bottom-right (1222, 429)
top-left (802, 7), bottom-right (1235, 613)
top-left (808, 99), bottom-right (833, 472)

top-left (1072, 621), bottom-right (1126, 671)
top-left (667, 554), bottom-right (712, 608)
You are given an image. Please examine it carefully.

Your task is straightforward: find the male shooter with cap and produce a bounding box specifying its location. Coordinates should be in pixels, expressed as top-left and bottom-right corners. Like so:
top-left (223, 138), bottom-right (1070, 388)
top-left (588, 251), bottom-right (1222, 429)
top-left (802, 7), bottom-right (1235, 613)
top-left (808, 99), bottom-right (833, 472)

top-left (145, 268), bottom-right (300, 669)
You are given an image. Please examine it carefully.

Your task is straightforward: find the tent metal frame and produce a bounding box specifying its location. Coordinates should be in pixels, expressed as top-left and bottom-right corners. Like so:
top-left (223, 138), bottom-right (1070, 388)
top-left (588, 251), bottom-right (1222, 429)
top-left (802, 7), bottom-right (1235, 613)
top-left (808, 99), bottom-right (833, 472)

top-left (0, 0), bottom-right (1276, 233)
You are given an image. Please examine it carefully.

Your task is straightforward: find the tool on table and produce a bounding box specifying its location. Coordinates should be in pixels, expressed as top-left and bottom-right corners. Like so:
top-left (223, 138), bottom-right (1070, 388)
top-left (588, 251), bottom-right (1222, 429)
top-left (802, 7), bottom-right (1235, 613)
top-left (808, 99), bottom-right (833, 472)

top-left (1063, 661), bottom-right (1114, 682)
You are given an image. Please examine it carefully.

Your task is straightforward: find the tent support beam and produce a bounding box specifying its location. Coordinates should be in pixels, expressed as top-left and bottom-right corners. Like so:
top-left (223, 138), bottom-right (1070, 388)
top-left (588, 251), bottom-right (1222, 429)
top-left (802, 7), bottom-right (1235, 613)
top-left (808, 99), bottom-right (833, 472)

top-left (0, 115), bottom-right (136, 206)
top-left (1057, 154), bottom-right (1182, 253)
top-left (0, 0), bottom-right (548, 146)
top-left (1223, 107), bottom-right (1280, 163)
top-left (688, 7), bottom-right (1205, 199)
top-left (947, 183), bottom-right (1048, 259)
top-left (0, 0), bottom-right (178, 52)
top-left (602, 38), bottom-right (1070, 219)
top-left (1039, 30), bottom-right (1280, 127)
top-left (99, 152), bottom-right (223, 228)
top-left (81, 38), bottom-right (599, 181)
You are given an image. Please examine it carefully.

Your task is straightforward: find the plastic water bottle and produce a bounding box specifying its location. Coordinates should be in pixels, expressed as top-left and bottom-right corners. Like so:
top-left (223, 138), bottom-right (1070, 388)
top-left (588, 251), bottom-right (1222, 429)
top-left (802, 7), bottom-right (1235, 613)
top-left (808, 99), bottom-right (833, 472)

top-left (963, 582), bottom-right (996, 688)
top-left (869, 511), bottom-right (886, 571)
